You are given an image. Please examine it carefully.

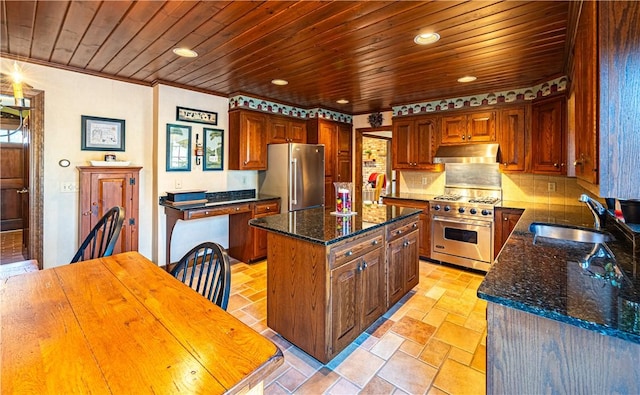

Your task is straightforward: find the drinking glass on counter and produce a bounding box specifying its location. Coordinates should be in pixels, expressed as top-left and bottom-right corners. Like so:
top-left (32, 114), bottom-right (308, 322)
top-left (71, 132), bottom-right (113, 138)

top-left (334, 182), bottom-right (353, 214)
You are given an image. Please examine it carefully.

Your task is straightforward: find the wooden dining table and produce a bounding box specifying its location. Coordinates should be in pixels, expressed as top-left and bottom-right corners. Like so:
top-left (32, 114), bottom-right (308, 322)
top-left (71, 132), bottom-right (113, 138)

top-left (1, 252), bottom-right (283, 394)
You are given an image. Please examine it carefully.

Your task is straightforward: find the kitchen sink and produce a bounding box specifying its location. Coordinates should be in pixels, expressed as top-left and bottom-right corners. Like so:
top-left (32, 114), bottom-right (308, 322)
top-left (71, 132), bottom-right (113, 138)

top-left (529, 222), bottom-right (615, 244)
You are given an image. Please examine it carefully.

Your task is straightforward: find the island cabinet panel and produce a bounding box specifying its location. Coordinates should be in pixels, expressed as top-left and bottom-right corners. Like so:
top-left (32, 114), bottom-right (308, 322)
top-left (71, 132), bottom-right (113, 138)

top-left (493, 207), bottom-right (523, 258)
top-left (228, 110), bottom-right (268, 170)
top-left (487, 303), bottom-right (640, 394)
top-left (497, 106), bottom-right (529, 173)
top-left (531, 95), bottom-right (566, 175)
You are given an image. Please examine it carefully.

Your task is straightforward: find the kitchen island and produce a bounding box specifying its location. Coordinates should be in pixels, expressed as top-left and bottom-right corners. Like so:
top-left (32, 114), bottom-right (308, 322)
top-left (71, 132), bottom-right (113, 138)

top-left (249, 204), bottom-right (421, 363)
top-left (478, 202), bottom-right (640, 393)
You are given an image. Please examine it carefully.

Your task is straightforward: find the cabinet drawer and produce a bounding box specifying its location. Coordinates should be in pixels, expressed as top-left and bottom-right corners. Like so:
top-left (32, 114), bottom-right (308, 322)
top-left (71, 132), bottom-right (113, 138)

top-left (387, 217), bottom-right (419, 241)
top-left (331, 230), bottom-right (384, 268)
top-left (254, 201), bottom-right (280, 215)
top-left (188, 203), bottom-right (252, 219)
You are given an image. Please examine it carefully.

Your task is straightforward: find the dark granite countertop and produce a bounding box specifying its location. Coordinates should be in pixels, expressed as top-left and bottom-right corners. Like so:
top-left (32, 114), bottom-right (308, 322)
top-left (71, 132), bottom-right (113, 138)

top-left (382, 193), bottom-right (438, 203)
top-left (478, 201), bottom-right (640, 344)
top-left (249, 203), bottom-right (421, 246)
top-left (159, 189), bottom-right (280, 210)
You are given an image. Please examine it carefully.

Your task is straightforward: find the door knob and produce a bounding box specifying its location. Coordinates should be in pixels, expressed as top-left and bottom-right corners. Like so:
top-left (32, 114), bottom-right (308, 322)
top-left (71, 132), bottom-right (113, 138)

top-left (16, 188), bottom-right (28, 194)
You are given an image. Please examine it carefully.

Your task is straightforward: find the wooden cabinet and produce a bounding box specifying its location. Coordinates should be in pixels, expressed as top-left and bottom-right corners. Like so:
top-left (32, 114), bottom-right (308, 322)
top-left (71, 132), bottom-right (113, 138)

top-left (440, 111), bottom-right (496, 145)
top-left (570, 1), bottom-right (640, 199)
top-left (330, 240), bottom-right (385, 354)
top-left (78, 166), bottom-right (141, 255)
top-left (392, 115), bottom-right (440, 170)
top-left (381, 197), bottom-right (430, 259)
top-left (531, 95), bottom-right (566, 175)
top-left (497, 106), bottom-right (528, 172)
top-left (307, 119), bottom-right (353, 206)
top-left (267, 115), bottom-right (307, 144)
top-left (228, 110), bottom-right (268, 170)
top-left (386, 217), bottom-right (419, 307)
top-left (228, 198), bottom-right (280, 263)
top-left (493, 207), bottom-right (523, 258)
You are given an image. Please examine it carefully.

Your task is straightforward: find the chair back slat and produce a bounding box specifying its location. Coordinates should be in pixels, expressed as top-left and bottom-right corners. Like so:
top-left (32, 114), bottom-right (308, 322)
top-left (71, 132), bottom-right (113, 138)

top-left (170, 242), bottom-right (231, 310)
top-left (71, 206), bottom-right (125, 263)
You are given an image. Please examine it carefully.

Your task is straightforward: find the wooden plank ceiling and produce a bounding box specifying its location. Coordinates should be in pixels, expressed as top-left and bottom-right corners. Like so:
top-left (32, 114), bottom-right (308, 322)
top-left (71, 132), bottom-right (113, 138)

top-left (0, 1), bottom-right (572, 114)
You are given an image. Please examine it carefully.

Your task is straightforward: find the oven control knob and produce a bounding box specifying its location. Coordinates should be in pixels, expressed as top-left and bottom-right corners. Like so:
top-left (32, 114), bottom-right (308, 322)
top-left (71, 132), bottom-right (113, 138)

top-left (482, 209), bottom-right (491, 216)
top-left (444, 205), bottom-right (451, 212)
top-left (458, 207), bottom-right (465, 213)
top-left (433, 204), bottom-right (441, 211)
top-left (470, 208), bottom-right (477, 215)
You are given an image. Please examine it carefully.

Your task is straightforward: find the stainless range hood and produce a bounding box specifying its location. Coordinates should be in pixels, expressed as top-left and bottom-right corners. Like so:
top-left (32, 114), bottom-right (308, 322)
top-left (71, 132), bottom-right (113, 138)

top-left (433, 143), bottom-right (499, 164)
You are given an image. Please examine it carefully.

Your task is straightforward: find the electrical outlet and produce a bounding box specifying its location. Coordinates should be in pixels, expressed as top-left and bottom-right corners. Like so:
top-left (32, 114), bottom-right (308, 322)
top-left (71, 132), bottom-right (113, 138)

top-left (60, 182), bottom-right (79, 193)
top-left (175, 179), bottom-right (182, 189)
top-left (548, 182), bottom-right (556, 192)
top-left (421, 177), bottom-right (428, 185)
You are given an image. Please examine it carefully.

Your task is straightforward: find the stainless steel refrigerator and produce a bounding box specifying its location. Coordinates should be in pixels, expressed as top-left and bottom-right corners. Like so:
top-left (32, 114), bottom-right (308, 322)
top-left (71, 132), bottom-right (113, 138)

top-left (258, 143), bottom-right (325, 212)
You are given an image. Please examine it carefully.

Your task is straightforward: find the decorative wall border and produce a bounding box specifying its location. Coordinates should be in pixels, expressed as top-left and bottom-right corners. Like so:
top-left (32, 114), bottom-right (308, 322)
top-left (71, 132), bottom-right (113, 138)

top-left (392, 76), bottom-right (568, 117)
top-left (229, 95), bottom-right (353, 124)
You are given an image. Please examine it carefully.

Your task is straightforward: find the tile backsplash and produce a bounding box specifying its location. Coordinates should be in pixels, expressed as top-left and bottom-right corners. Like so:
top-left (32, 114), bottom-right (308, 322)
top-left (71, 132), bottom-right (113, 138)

top-left (399, 171), bottom-right (589, 206)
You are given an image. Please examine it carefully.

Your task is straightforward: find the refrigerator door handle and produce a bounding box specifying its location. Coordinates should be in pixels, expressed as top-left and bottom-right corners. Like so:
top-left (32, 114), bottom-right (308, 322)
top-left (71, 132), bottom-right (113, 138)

top-left (291, 157), bottom-right (298, 205)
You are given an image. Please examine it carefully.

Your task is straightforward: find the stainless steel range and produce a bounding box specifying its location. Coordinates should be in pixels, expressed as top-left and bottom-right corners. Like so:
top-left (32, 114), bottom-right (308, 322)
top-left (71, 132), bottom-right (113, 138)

top-left (430, 147), bottom-right (502, 272)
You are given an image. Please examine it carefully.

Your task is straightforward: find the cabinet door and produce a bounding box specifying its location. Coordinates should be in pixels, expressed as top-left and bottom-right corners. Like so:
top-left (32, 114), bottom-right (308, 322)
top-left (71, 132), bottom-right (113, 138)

top-left (267, 116), bottom-right (288, 144)
top-left (467, 111), bottom-right (496, 142)
top-left (360, 247), bottom-right (385, 329)
top-left (532, 96), bottom-right (565, 174)
top-left (573, 0), bottom-right (599, 184)
top-left (498, 107), bottom-right (527, 172)
top-left (403, 230), bottom-right (420, 291)
top-left (240, 112), bottom-right (267, 170)
top-left (392, 119), bottom-right (414, 169)
top-left (288, 119), bottom-right (307, 143)
top-left (318, 121), bottom-right (335, 177)
top-left (414, 116), bottom-right (439, 169)
top-left (494, 208), bottom-right (523, 258)
top-left (440, 115), bottom-right (467, 144)
top-left (387, 236), bottom-right (406, 307)
top-left (336, 155), bottom-right (352, 182)
top-left (331, 259), bottom-right (359, 353)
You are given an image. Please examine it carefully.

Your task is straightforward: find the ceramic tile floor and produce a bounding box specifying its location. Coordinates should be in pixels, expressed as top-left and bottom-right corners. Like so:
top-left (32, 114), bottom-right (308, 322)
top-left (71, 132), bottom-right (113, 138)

top-left (227, 258), bottom-right (487, 395)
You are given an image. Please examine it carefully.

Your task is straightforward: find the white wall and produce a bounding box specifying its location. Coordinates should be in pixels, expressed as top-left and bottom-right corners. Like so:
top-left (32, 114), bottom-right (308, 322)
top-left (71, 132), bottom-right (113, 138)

top-left (153, 85), bottom-right (257, 266)
top-left (4, 60), bottom-right (252, 268)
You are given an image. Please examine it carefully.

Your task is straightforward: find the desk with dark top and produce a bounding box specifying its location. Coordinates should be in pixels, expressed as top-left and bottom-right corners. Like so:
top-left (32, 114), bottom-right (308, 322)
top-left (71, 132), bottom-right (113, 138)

top-left (0, 252), bottom-right (283, 394)
top-left (160, 189), bottom-right (280, 267)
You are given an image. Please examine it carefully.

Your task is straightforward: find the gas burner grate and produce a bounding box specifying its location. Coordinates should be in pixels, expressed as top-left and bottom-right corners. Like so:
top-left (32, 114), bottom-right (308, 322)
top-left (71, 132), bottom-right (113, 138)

top-left (434, 194), bottom-right (462, 201)
top-left (468, 197), bottom-right (501, 204)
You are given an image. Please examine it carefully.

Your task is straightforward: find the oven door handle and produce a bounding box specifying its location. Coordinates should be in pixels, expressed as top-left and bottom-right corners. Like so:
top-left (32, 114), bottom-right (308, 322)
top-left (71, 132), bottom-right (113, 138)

top-left (432, 216), bottom-right (493, 228)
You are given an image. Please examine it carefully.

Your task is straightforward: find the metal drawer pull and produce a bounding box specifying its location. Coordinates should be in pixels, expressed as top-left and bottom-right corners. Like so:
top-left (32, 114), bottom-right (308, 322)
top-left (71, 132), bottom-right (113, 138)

top-left (371, 240), bottom-right (378, 245)
top-left (345, 251), bottom-right (353, 257)
top-left (412, 223), bottom-right (418, 228)
top-left (396, 230), bottom-right (402, 235)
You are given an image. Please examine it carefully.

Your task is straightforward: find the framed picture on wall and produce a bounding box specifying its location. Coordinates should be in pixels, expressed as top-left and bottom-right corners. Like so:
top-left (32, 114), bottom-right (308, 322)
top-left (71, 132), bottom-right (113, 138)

top-left (203, 128), bottom-right (223, 171)
top-left (81, 115), bottom-right (125, 151)
top-left (166, 124), bottom-right (191, 171)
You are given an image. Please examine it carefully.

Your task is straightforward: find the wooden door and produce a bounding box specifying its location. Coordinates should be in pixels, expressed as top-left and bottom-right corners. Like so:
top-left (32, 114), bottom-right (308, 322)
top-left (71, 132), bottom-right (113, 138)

top-left (498, 107), bottom-right (527, 172)
top-left (0, 143), bottom-right (25, 232)
top-left (440, 115), bottom-right (466, 144)
top-left (360, 247), bottom-right (385, 330)
top-left (467, 111), bottom-right (496, 142)
top-left (414, 116), bottom-right (439, 169)
top-left (392, 118), bottom-right (413, 169)
top-left (532, 96), bottom-right (566, 174)
top-left (330, 258), bottom-right (359, 353)
top-left (240, 112), bottom-right (267, 169)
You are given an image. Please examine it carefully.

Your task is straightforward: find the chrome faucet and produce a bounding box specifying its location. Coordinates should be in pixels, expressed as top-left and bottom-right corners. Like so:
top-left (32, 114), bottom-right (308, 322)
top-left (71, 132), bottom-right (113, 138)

top-left (579, 194), bottom-right (606, 230)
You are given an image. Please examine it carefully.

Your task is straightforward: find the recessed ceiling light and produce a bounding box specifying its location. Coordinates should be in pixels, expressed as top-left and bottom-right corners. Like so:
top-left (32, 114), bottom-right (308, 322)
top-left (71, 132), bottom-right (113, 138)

top-left (414, 32), bottom-right (440, 45)
top-left (271, 79), bottom-right (289, 86)
top-left (457, 75), bottom-right (477, 83)
top-left (172, 48), bottom-right (198, 58)
top-left (336, 99), bottom-right (349, 104)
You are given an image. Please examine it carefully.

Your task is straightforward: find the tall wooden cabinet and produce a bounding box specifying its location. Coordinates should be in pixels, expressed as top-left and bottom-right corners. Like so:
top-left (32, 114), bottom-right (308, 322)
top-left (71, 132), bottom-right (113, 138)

top-left (307, 119), bottom-right (353, 207)
top-left (78, 166), bottom-right (141, 255)
top-left (497, 106), bottom-right (528, 173)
